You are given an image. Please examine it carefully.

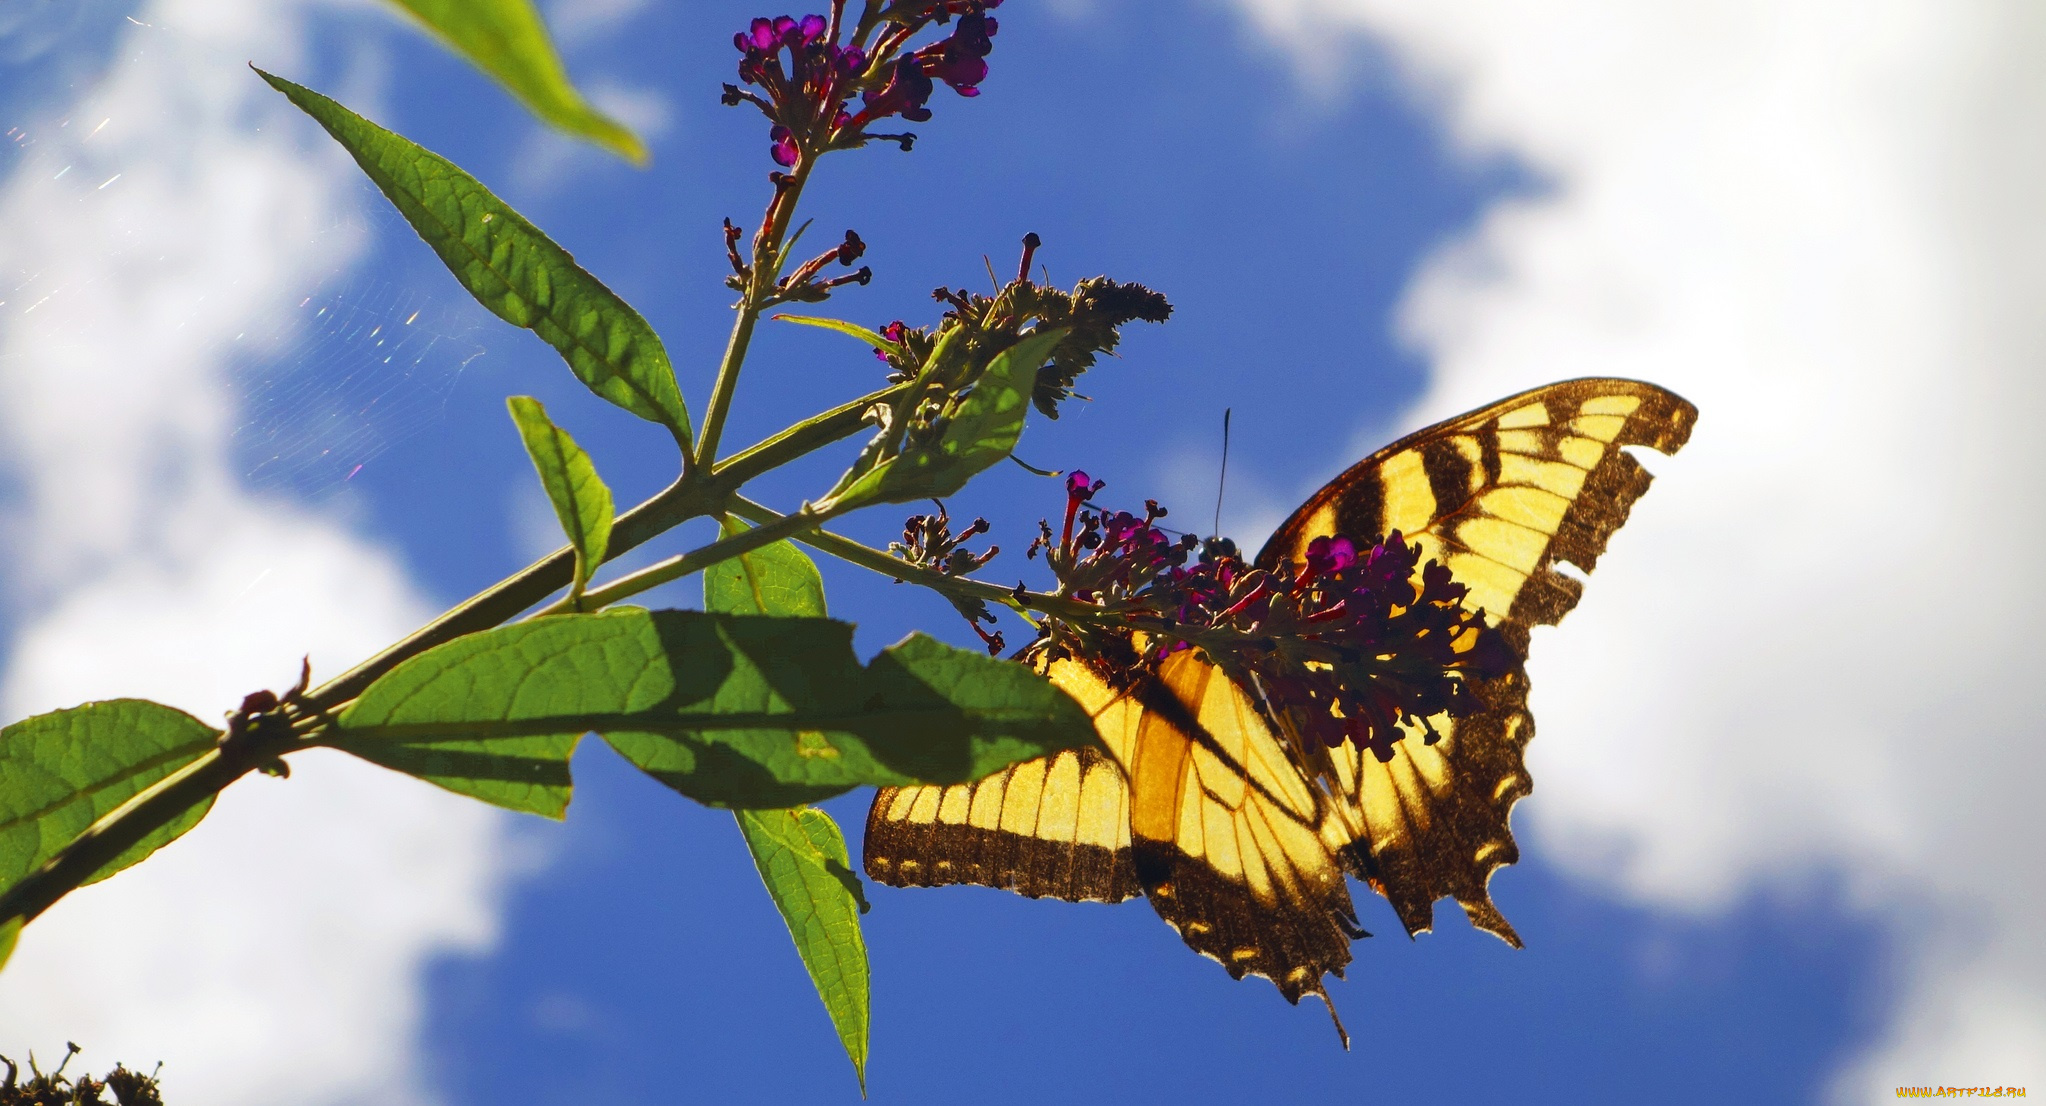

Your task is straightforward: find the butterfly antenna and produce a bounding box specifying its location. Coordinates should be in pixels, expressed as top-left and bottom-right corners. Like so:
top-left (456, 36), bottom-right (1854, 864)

top-left (1213, 407), bottom-right (1232, 539)
top-left (1322, 992), bottom-right (1351, 1051)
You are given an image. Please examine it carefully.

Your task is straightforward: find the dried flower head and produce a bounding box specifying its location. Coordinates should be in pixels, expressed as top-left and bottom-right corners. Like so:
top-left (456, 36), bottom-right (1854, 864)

top-left (1, 1045), bottom-right (163, 1106)
top-left (872, 237), bottom-right (1172, 418)
top-left (891, 502), bottom-right (1005, 653)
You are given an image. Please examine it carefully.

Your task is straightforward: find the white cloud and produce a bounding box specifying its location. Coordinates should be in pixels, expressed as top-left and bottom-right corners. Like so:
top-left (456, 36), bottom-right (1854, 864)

top-left (1232, 0), bottom-right (2046, 1094)
top-left (0, 2), bottom-right (518, 1102)
top-left (504, 77), bottom-right (673, 198)
top-left (545, 0), bottom-right (650, 47)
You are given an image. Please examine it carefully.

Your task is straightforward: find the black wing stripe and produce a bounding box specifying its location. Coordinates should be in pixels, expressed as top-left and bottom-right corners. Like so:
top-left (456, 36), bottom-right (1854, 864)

top-left (1420, 436), bottom-right (1480, 522)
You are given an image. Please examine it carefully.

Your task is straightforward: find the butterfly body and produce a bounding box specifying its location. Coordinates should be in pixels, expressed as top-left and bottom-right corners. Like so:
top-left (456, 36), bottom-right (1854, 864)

top-left (864, 378), bottom-right (1697, 1038)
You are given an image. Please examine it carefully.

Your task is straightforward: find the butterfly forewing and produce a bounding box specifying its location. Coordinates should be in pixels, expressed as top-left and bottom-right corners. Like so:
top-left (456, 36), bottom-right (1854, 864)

top-left (1258, 378), bottom-right (1695, 943)
top-left (1258, 377), bottom-right (1697, 630)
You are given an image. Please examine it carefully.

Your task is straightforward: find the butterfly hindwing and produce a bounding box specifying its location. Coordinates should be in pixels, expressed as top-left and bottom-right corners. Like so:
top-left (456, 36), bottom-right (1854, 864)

top-left (865, 661), bottom-right (1141, 903)
top-left (1309, 667), bottom-right (1534, 945)
top-left (866, 656), bottom-right (1363, 1007)
top-left (1120, 651), bottom-right (1363, 1006)
top-left (1261, 378), bottom-right (1696, 943)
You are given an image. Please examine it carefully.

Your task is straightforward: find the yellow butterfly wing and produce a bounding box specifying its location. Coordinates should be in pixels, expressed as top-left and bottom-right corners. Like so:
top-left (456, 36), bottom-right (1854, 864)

top-left (864, 658), bottom-right (1140, 904)
top-left (869, 654), bottom-right (1364, 1016)
top-left (1257, 377), bottom-right (1697, 945)
top-left (1116, 650), bottom-right (1363, 1012)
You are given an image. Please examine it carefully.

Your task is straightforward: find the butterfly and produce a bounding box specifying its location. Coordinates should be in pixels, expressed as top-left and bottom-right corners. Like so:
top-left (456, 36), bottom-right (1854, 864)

top-left (862, 378), bottom-right (1697, 1043)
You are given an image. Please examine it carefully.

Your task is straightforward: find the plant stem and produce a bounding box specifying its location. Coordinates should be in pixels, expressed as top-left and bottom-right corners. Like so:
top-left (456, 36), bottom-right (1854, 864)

top-left (302, 380), bottom-right (906, 714)
top-left (694, 301), bottom-right (763, 473)
top-left (726, 496), bottom-right (1077, 618)
top-left (695, 163), bottom-right (814, 470)
top-left (303, 473), bottom-right (707, 712)
top-left (555, 500), bottom-right (837, 613)
top-left (711, 379), bottom-right (908, 486)
top-left (0, 370), bottom-right (909, 948)
top-left (3, 151), bottom-right (918, 947)
top-left (12, 154), bottom-right (891, 936)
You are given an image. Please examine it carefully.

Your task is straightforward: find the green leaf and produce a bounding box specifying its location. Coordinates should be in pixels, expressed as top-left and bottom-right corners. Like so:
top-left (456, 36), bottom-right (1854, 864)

top-left (839, 327), bottom-right (1067, 507)
top-left (703, 517), bottom-right (827, 619)
top-left (0, 916), bottom-right (18, 973)
top-left (257, 69), bottom-right (690, 440)
top-left (332, 609), bottom-right (1100, 809)
top-left (385, 0), bottom-right (647, 164)
top-left (507, 395), bottom-right (614, 603)
top-left (704, 514), bottom-right (868, 1089)
top-left (773, 313), bottom-right (900, 356)
top-left (327, 731), bottom-right (581, 819)
top-left (0, 700), bottom-right (219, 903)
top-left (705, 516), bottom-right (867, 1089)
top-left (735, 806), bottom-right (870, 1092)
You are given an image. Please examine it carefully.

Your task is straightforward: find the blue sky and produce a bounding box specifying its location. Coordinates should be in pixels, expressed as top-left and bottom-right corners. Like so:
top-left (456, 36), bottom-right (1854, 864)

top-left (2, 1), bottom-right (2042, 1102)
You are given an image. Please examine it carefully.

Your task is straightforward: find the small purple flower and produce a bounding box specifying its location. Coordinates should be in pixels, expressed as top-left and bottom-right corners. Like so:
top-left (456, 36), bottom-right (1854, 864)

top-left (916, 12), bottom-right (998, 96)
top-left (769, 124), bottom-right (799, 166)
top-left (1303, 534), bottom-right (1358, 579)
top-left (873, 319), bottom-right (910, 363)
top-left (856, 57), bottom-right (935, 126)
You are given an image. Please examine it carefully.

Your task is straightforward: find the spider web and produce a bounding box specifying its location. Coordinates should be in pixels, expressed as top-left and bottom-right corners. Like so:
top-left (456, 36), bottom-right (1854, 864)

top-left (232, 279), bottom-right (487, 499)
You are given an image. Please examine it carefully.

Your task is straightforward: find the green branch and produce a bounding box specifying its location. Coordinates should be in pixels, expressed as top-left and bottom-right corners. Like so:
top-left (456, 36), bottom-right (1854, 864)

top-left (0, 726), bottom-right (294, 930)
top-left (696, 161), bottom-right (816, 470)
top-left (553, 501), bottom-right (837, 613)
top-left (304, 380), bottom-right (906, 713)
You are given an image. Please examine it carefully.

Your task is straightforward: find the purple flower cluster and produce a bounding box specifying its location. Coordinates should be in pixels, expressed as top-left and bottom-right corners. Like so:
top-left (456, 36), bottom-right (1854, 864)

top-left (723, 3), bottom-right (1003, 167)
top-left (1032, 475), bottom-right (1514, 762)
top-left (1243, 534), bottom-right (1515, 762)
top-left (1028, 472), bottom-right (1198, 606)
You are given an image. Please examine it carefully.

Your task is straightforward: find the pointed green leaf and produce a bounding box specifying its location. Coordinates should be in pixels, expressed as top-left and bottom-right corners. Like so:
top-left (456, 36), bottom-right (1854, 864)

top-left (773, 313), bottom-right (900, 356)
top-left (736, 807), bottom-right (870, 1091)
top-left (836, 327), bottom-right (1066, 508)
top-left (0, 700), bottom-right (219, 903)
top-left (508, 395), bottom-right (614, 602)
top-left (703, 521), bottom-right (866, 1084)
top-left (703, 517), bottom-right (827, 619)
top-left (385, 0), bottom-right (647, 164)
top-left (257, 69), bottom-right (690, 440)
top-left (705, 514), bottom-right (868, 1089)
top-left (0, 916), bottom-right (19, 973)
top-left (332, 609), bottom-right (1100, 809)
